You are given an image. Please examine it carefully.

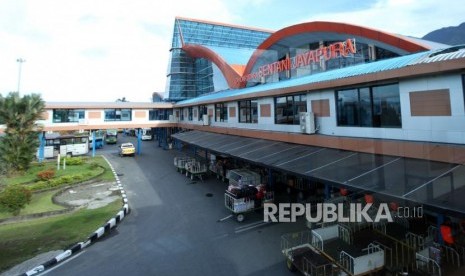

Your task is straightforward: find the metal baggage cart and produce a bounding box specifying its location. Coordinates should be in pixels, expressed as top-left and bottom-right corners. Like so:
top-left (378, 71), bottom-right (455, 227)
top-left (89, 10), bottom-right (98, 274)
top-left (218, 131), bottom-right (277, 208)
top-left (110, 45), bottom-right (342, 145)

top-left (226, 169), bottom-right (261, 186)
top-left (174, 156), bottom-right (196, 174)
top-left (281, 231), bottom-right (336, 275)
top-left (224, 190), bottom-right (273, 222)
top-left (185, 160), bottom-right (207, 181)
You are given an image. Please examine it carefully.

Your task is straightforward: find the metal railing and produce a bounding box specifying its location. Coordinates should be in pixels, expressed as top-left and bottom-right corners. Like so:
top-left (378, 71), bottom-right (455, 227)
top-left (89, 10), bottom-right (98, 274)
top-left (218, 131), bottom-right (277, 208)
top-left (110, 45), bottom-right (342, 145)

top-left (338, 223), bottom-right (353, 245)
top-left (372, 241), bottom-right (394, 269)
top-left (442, 244), bottom-right (461, 267)
top-left (312, 231), bottom-right (324, 251)
top-left (416, 252), bottom-right (441, 276)
top-left (406, 232), bottom-right (425, 251)
top-left (339, 250), bottom-right (355, 274)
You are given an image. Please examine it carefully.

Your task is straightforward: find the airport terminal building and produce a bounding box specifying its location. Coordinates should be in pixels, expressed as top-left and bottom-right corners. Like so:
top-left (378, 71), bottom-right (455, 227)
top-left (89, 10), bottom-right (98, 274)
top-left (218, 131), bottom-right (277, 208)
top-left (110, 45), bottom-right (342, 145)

top-left (37, 17), bottom-right (465, 216)
top-left (28, 17), bottom-right (465, 274)
top-left (167, 16), bottom-right (465, 201)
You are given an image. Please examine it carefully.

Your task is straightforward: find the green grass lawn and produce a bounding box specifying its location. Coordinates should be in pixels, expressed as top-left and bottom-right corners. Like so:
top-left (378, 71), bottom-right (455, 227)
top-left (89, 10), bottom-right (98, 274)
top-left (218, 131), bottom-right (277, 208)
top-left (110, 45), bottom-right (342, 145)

top-left (0, 154), bottom-right (124, 273)
top-left (5, 156), bottom-right (113, 185)
top-left (0, 190), bottom-right (66, 220)
top-left (0, 200), bottom-right (122, 273)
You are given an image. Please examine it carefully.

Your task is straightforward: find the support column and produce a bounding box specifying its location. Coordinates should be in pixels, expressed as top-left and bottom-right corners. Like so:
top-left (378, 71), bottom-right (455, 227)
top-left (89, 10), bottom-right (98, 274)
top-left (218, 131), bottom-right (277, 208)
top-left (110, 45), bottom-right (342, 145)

top-left (268, 168), bottom-right (273, 189)
top-left (437, 214), bottom-right (444, 245)
top-left (38, 132), bottom-right (45, 162)
top-left (137, 128), bottom-right (142, 155)
top-left (92, 131), bottom-right (96, 158)
top-left (324, 183), bottom-right (331, 200)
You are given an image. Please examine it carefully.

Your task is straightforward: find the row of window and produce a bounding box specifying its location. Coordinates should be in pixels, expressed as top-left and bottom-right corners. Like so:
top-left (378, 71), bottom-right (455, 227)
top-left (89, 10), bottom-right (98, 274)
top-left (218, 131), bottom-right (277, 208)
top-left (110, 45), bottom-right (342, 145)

top-left (52, 109), bottom-right (173, 123)
top-left (50, 83), bottom-right (401, 128)
top-left (180, 83), bottom-right (401, 128)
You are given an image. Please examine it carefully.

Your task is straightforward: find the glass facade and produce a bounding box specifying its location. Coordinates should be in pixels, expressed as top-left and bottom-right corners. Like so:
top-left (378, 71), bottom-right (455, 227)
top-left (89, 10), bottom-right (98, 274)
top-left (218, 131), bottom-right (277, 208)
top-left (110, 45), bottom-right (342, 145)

top-left (247, 41), bottom-right (400, 87)
top-left (274, 94), bottom-right (307, 125)
top-left (336, 83), bottom-right (401, 128)
top-left (238, 100), bottom-right (258, 123)
top-left (198, 105), bottom-right (208, 121)
top-left (52, 109), bottom-right (85, 123)
top-left (188, 107), bottom-right (193, 121)
top-left (215, 103), bottom-right (228, 122)
top-left (149, 109), bottom-right (173, 120)
top-left (166, 18), bottom-right (271, 101)
top-left (104, 109), bottom-right (132, 121)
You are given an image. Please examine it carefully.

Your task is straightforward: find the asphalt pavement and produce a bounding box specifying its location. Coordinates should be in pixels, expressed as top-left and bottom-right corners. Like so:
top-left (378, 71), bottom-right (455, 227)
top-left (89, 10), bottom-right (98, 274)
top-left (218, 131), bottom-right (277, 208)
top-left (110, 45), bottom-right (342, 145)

top-left (34, 137), bottom-right (307, 276)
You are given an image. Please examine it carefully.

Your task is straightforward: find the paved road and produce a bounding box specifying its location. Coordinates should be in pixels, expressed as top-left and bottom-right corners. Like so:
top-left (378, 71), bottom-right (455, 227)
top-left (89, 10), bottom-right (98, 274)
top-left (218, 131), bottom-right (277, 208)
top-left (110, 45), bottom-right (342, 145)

top-left (41, 138), bottom-right (307, 276)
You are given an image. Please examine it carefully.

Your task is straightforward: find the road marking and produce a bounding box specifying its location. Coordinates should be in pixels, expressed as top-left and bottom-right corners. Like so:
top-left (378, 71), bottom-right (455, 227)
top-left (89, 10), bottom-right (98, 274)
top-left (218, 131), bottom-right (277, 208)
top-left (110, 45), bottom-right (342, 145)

top-left (39, 251), bottom-right (85, 275)
top-left (211, 233), bottom-right (229, 241)
top-left (234, 221), bottom-right (270, 234)
top-left (217, 214), bottom-right (233, 222)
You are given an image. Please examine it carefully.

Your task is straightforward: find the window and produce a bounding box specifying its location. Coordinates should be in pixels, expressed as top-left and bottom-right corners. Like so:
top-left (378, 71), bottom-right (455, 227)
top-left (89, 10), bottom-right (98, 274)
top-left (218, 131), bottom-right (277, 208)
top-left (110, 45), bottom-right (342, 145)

top-left (149, 109), bottom-right (172, 120)
top-left (188, 107), bottom-right (193, 121)
top-left (336, 83), bottom-right (401, 127)
top-left (274, 94), bottom-right (307, 125)
top-left (238, 100), bottom-right (258, 123)
top-left (198, 105), bottom-right (208, 121)
top-left (104, 109), bottom-right (132, 121)
top-left (52, 109), bottom-right (85, 123)
top-left (215, 103), bottom-right (228, 122)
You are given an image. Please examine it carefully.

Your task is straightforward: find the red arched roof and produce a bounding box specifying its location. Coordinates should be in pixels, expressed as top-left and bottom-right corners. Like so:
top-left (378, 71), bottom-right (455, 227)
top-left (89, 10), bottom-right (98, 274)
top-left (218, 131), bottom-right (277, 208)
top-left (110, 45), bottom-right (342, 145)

top-left (181, 44), bottom-right (242, 89)
top-left (240, 21), bottom-right (431, 88)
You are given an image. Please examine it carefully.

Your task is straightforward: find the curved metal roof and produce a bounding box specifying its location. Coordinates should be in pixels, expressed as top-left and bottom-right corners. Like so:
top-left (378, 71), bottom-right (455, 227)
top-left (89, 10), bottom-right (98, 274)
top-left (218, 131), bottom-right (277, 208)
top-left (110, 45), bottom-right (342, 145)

top-left (240, 21), bottom-right (433, 87)
top-left (177, 44), bottom-right (465, 106)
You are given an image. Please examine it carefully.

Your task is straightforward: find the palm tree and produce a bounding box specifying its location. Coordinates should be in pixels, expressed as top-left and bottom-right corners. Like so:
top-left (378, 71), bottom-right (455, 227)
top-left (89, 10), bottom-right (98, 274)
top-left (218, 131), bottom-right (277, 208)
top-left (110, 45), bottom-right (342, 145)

top-left (116, 97), bottom-right (128, 102)
top-left (0, 92), bottom-right (45, 172)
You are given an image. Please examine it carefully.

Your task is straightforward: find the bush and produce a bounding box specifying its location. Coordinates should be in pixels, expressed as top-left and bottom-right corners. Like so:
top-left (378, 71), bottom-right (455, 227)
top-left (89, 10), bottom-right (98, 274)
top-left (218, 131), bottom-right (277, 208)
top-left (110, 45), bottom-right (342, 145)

top-left (37, 169), bottom-right (55, 181)
top-left (72, 175), bottom-right (83, 182)
top-left (87, 161), bottom-right (100, 169)
top-left (0, 185), bottom-right (32, 215)
top-left (63, 157), bottom-right (84, 166)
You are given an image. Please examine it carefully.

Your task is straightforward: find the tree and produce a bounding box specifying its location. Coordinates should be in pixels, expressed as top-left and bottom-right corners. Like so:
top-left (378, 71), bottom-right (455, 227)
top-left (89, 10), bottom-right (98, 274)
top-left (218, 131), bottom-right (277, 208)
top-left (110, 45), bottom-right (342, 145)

top-left (0, 185), bottom-right (32, 215)
top-left (0, 92), bottom-right (45, 172)
top-left (116, 97), bottom-right (128, 102)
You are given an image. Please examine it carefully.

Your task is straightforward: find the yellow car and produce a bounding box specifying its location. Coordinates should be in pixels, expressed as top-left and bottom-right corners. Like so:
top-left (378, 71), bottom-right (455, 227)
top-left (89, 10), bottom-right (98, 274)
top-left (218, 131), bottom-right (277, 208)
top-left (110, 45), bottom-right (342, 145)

top-left (119, 142), bottom-right (136, 157)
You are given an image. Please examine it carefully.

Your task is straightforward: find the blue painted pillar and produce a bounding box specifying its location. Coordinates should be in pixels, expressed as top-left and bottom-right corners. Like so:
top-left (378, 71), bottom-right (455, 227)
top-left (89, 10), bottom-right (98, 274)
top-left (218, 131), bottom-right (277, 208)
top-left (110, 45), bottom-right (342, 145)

top-left (324, 183), bottom-right (331, 200)
top-left (437, 214), bottom-right (444, 244)
top-left (163, 128), bottom-right (168, 150)
top-left (38, 132), bottom-right (45, 162)
top-left (137, 129), bottom-right (142, 155)
top-left (268, 168), bottom-right (273, 189)
top-left (92, 131), bottom-right (96, 157)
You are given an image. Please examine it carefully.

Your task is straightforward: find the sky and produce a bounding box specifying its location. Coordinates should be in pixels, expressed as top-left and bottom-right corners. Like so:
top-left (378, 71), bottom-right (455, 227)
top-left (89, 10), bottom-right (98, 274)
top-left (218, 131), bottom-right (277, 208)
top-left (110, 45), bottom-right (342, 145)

top-left (0, 0), bottom-right (464, 102)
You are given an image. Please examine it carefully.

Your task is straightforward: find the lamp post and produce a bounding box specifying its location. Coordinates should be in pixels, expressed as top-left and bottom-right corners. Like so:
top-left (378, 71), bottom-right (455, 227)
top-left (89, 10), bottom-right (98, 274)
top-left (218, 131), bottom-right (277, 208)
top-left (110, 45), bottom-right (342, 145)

top-left (16, 58), bottom-right (26, 95)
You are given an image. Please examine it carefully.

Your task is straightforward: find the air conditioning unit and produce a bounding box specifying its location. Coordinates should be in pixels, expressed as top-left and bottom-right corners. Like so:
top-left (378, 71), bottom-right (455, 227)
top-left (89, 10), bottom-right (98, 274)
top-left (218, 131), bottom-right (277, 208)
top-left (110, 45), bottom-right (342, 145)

top-left (202, 114), bottom-right (210, 126)
top-left (299, 112), bottom-right (315, 134)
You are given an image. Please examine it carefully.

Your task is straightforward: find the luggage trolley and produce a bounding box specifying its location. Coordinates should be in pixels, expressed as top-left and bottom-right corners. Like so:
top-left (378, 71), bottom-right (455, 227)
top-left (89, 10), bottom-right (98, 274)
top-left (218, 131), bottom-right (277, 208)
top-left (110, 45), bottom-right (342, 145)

top-left (224, 190), bottom-right (273, 222)
top-left (224, 169), bottom-right (273, 222)
top-left (174, 156), bottom-right (196, 174)
top-left (185, 160), bottom-right (207, 181)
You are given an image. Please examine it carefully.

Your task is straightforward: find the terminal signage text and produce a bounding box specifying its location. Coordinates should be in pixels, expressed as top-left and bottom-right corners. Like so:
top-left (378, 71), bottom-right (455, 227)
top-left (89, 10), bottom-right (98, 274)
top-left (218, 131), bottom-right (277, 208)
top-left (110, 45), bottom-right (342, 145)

top-left (237, 38), bottom-right (356, 84)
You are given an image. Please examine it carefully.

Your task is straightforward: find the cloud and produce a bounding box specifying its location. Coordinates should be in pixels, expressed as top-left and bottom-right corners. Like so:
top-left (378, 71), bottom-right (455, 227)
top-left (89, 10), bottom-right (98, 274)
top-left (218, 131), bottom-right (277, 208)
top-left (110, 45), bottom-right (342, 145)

top-left (1, 0), bottom-right (464, 102)
top-left (303, 0), bottom-right (465, 37)
top-left (0, 0), bottom-right (238, 101)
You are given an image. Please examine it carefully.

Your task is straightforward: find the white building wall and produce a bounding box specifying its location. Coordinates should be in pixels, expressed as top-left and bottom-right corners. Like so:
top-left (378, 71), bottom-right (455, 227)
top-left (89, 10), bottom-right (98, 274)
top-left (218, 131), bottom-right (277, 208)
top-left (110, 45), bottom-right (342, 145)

top-left (34, 74), bottom-right (464, 145)
top-left (400, 74), bottom-right (465, 144)
top-left (307, 90), bottom-right (336, 134)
